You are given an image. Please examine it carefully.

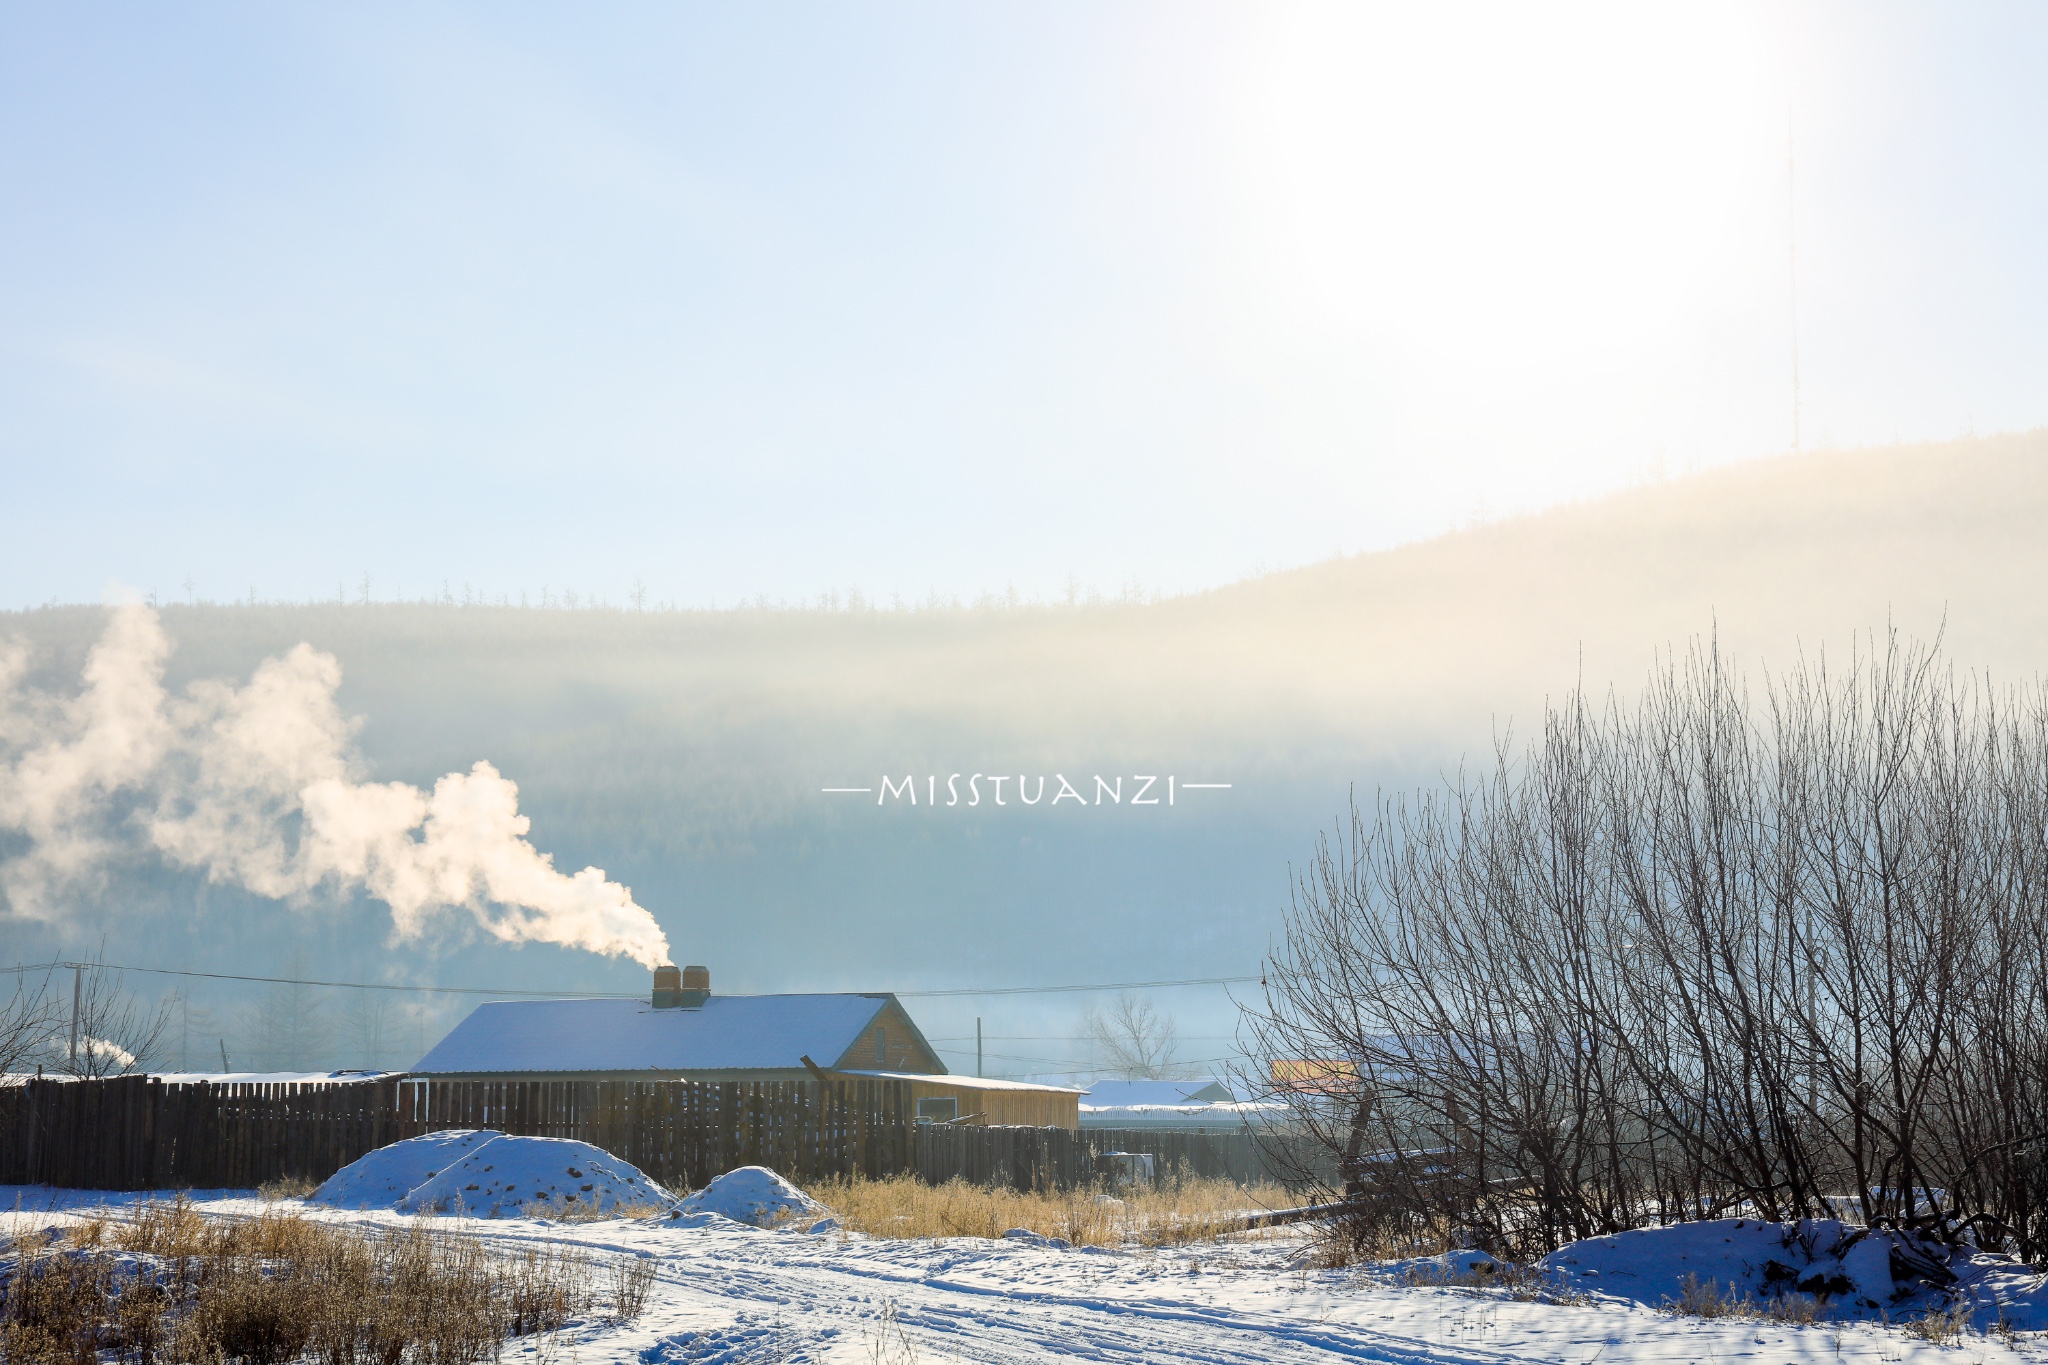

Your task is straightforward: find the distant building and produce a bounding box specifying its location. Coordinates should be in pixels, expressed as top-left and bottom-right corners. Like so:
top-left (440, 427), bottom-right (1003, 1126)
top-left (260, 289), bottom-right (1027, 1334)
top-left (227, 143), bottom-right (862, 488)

top-left (1078, 1079), bottom-right (1275, 1130)
top-left (412, 964), bottom-right (1081, 1128)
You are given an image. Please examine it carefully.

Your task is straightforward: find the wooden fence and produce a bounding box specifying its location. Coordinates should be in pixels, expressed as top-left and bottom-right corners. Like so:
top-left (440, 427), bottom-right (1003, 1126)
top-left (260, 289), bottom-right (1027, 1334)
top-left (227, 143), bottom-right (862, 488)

top-left (0, 1076), bottom-right (1313, 1194)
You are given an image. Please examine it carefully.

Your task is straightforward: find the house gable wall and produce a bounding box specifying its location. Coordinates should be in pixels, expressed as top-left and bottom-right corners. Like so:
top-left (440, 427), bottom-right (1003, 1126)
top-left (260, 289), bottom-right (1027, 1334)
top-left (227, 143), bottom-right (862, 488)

top-left (831, 997), bottom-right (943, 1074)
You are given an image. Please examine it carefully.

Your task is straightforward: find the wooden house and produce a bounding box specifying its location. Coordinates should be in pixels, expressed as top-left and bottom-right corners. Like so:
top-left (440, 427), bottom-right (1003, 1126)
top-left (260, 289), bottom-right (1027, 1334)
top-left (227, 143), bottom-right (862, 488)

top-left (411, 965), bottom-right (1080, 1128)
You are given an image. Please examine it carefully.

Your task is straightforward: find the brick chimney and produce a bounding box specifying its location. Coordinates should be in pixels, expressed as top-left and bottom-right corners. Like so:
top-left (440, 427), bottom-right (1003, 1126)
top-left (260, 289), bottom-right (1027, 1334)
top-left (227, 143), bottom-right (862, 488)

top-left (652, 963), bottom-right (711, 1010)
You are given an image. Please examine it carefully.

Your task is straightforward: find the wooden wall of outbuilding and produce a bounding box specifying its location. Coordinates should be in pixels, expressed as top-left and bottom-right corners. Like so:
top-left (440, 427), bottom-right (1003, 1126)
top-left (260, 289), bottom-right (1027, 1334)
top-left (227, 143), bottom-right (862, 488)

top-left (902, 1077), bottom-right (1079, 1130)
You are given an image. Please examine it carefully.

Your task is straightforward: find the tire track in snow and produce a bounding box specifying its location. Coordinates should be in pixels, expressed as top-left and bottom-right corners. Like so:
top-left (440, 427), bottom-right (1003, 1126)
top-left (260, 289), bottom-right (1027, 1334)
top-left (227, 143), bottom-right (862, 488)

top-left (624, 1232), bottom-right (1527, 1364)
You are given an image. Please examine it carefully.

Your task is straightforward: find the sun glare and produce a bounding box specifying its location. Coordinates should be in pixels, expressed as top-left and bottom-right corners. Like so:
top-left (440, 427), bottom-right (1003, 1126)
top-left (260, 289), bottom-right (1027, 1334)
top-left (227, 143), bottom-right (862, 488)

top-left (1244, 6), bottom-right (1784, 361)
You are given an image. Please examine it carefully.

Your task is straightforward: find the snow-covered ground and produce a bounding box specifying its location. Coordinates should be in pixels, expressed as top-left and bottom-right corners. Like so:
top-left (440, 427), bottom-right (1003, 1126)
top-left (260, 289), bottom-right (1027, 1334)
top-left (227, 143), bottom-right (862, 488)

top-left (6, 1182), bottom-right (2048, 1364)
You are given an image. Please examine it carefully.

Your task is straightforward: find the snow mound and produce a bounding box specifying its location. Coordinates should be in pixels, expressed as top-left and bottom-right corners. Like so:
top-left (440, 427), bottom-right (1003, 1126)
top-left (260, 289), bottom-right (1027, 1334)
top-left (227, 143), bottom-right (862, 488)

top-left (669, 1166), bottom-right (825, 1227)
top-left (1002, 1228), bottom-right (1071, 1249)
top-left (310, 1130), bottom-right (503, 1210)
top-left (1543, 1218), bottom-right (2048, 1327)
top-left (396, 1136), bottom-right (668, 1218)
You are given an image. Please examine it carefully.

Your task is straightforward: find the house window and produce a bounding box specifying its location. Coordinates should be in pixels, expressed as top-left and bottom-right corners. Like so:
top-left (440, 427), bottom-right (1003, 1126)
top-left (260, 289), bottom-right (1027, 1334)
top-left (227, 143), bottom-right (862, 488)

top-left (916, 1096), bottom-right (958, 1123)
top-left (874, 1028), bottom-right (887, 1065)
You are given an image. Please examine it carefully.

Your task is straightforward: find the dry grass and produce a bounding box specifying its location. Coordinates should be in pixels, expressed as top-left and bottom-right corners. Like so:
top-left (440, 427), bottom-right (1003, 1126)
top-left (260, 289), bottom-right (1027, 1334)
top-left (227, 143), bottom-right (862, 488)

top-left (257, 1175), bottom-right (319, 1201)
top-left (607, 1254), bottom-right (658, 1324)
top-left (0, 1196), bottom-right (638, 1364)
top-left (801, 1173), bottom-right (1295, 1247)
top-left (1398, 1257), bottom-right (1591, 1305)
top-left (866, 1298), bottom-right (920, 1363)
top-left (1658, 1272), bottom-right (1832, 1325)
top-left (1904, 1301), bottom-right (1977, 1344)
top-left (519, 1194), bottom-right (667, 1223)
top-left (1298, 1213), bottom-right (1461, 1270)
top-left (1762, 1291), bottom-right (1825, 1324)
top-left (1665, 1273), bottom-right (1749, 1318)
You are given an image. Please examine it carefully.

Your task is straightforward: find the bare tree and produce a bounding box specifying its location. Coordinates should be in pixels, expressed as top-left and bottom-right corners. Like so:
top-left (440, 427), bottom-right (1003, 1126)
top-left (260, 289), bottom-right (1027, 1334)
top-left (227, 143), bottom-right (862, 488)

top-left (1084, 992), bottom-right (1185, 1080)
top-left (58, 962), bottom-right (174, 1078)
top-left (338, 991), bottom-right (401, 1071)
top-left (171, 992), bottom-right (227, 1072)
top-left (1244, 629), bottom-right (2048, 1260)
top-left (0, 969), bottom-right (57, 1074)
top-left (239, 973), bottom-right (330, 1072)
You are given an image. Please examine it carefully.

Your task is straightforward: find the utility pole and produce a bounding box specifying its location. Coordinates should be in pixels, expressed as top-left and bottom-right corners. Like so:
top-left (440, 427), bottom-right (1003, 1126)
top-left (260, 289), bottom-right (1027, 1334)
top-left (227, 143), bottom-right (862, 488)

top-left (976, 1018), bottom-right (983, 1079)
top-left (69, 966), bottom-right (80, 1070)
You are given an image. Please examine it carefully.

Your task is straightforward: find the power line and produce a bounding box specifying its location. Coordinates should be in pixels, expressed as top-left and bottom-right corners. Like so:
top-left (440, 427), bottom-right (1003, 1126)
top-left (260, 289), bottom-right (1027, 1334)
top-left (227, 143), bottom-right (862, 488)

top-left (2, 962), bottom-right (1260, 1000)
top-left (0, 962), bottom-right (630, 999)
top-left (897, 974), bottom-right (1258, 998)
top-left (930, 1045), bottom-right (1242, 1076)
top-left (927, 1034), bottom-right (1243, 1042)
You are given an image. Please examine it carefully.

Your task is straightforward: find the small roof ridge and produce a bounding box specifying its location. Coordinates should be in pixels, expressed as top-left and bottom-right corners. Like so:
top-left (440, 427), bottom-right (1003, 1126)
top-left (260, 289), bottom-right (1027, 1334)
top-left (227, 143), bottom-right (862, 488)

top-left (836, 1068), bottom-right (1086, 1094)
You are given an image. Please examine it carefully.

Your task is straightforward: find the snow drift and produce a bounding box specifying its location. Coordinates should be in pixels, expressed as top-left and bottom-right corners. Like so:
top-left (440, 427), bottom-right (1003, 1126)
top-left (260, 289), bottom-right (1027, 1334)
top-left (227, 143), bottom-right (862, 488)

top-left (668, 1166), bottom-right (824, 1227)
top-left (1540, 1218), bottom-right (2048, 1329)
top-left (310, 1131), bottom-right (667, 1217)
top-left (398, 1136), bottom-right (668, 1217)
top-left (310, 1130), bottom-right (503, 1210)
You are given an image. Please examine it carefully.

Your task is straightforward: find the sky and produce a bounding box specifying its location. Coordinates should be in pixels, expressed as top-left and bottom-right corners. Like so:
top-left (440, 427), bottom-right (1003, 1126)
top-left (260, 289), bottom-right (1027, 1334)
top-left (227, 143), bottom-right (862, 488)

top-left (3, 1), bottom-right (2045, 610)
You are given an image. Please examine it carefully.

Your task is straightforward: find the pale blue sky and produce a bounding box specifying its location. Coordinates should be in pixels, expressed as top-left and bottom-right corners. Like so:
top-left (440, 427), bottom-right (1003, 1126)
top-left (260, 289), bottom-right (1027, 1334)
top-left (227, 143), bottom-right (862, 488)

top-left (3, 2), bottom-right (2044, 609)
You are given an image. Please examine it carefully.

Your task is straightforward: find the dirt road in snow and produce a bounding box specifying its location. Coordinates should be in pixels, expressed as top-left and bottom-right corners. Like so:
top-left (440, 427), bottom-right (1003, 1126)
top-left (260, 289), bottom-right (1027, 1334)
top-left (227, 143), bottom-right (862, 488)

top-left (465, 1215), bottom-right (2030, 1365)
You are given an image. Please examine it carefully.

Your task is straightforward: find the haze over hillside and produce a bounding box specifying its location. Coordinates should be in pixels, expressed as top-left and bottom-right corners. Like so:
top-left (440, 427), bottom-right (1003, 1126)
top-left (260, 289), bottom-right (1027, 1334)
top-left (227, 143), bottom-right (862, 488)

top-left (5, 430), bottom-right (2045, 1076)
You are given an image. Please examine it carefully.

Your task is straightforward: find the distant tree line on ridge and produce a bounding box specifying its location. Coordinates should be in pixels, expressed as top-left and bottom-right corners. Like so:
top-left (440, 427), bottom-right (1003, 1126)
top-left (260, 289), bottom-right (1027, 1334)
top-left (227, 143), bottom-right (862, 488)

top-left (59, 571), bottom-right (1180, 617)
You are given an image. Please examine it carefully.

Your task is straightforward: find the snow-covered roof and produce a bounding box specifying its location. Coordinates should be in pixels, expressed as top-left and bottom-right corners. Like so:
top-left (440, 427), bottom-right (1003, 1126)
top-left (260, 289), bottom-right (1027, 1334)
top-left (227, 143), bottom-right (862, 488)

top-left (1079, 1102), bottom-right (1278, 1116)
top-left (156, 1070), bottom-right (394, 1086)
top-left (411, 995), bottom-right (910, 1076)
top-left (1078, 1079), bottom-right (1237, 1106)
top-left (2, 1070), bottom-right (394, 1087)
top-left (838, 1069), bottom-right (1085, 1094)
top-left (1078, 1100), bottom-right (1280, 1130)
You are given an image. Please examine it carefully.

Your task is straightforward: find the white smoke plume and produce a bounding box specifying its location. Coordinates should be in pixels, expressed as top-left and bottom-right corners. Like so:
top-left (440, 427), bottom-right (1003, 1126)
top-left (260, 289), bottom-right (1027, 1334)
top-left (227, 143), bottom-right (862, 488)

top-left (0, 604), bottom-right (671, 969)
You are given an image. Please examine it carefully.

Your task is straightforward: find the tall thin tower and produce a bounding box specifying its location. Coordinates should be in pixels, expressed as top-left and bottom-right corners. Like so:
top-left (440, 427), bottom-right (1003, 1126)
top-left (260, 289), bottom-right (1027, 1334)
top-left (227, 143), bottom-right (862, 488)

top-left (1788, 107), bottom-right (1802, 455)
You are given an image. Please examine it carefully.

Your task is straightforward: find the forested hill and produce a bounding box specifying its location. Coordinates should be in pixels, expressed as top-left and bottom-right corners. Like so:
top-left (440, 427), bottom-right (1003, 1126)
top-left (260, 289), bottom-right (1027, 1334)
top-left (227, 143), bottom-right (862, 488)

top-left (4, 428), bottom-right (2045, 1069)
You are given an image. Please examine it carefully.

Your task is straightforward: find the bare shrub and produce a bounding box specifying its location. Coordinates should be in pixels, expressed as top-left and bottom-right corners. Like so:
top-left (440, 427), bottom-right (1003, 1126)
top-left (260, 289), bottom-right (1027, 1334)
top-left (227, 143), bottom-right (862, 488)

top-left (257, 1175), bottom-right (318, 1201)
top-left (0, 1236), bottom-right (114, 1363)
top-left (1763, 1292), bottom-right (1823, 1325)
top-left (1301, 1214), bottom-right (1458, 1269)
top-left (1398, 1257), bottom-right (1589, 1305)
top-left (608, 1254), bottom-right (657, 1323)
top-left (1244, 628), bottom-right (2048, 1262)
top-left (0, 1199), bottom-right (596, 1361)
top-left (866, 1298), bottom-right (919, 1364)
top-left (1904, 1301), bottom-right (1977, 1344)
top-left (1663, 1273), bottom-right (1750, 1319)
top-left (1498, 1262), bottom-right (1592, 1305)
